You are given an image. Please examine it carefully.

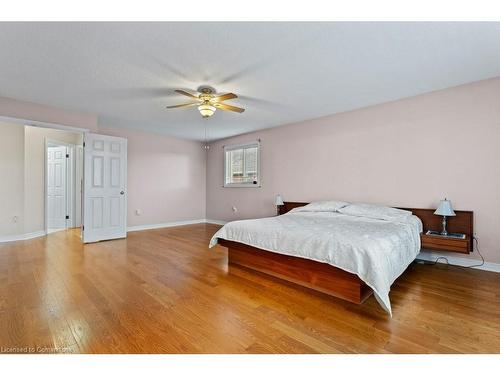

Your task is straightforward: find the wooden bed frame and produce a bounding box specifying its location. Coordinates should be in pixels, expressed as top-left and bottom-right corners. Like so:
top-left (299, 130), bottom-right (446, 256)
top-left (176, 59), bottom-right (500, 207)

top-left (218, 201), bottom-right (474, 305)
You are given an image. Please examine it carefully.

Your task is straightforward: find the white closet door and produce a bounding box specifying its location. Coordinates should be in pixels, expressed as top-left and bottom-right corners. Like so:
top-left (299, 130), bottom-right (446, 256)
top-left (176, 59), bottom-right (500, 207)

top-left (83, 133), bottom-right (127, 243)
top-left (47, 146), bottom-right (67, 230)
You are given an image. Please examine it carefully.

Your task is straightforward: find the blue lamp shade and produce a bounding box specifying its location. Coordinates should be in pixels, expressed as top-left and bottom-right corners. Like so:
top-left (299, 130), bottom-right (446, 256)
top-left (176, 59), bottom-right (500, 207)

top-left (275, 194), bottom-right (284, 206)
top-left (434, 199), bottom-right (456, 217)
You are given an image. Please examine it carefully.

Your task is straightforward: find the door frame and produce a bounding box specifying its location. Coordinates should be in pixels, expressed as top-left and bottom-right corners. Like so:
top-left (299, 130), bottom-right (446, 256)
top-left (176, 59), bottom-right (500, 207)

top-left (74, 144), bottom-right (84, 228)
top-left (44, 138), bottom-right (79, 234)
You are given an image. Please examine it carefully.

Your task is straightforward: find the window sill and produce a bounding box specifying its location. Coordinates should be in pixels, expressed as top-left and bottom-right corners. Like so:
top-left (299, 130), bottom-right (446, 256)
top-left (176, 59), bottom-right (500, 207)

top-left (223, 183), bottom-right (261, 188)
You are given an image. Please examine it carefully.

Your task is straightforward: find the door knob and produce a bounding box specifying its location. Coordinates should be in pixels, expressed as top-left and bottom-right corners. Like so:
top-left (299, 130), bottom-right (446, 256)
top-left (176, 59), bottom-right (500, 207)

top-left (120, 191), bottom-right (125, 195)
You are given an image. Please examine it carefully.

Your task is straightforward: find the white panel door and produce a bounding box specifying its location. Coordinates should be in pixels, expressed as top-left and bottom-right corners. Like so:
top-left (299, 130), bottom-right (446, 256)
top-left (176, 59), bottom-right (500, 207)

top-left (83, 133), bottom-right (127, 243)
top-left (47, 146), bottom-right (67, 230)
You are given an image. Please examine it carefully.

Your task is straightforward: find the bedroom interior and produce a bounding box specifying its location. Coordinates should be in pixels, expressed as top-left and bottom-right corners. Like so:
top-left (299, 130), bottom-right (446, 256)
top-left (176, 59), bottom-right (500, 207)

top-left (1, 3), bottom-right (500, 371)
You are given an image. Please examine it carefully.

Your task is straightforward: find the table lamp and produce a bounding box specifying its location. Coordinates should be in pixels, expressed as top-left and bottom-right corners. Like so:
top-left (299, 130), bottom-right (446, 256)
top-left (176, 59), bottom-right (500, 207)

top-left (434, 198), bottom-right (456, 236)
top-left (275, 194), bottom-right (284, 215)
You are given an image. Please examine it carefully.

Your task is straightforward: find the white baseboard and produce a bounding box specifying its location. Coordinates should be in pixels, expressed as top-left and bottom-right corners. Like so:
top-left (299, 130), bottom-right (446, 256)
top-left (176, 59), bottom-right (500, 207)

top-left (47, 228), bottom-right (66, 234)
top-left (205, 219), bottom-right (227, 225)
top-left (1, 220), bottom-right (223, 242)
top-left (127, 219), bottom-right (208, 232)
top-left (0, 230), bottom-right (46, 243)
top-left (416, 251), bottom-right (500, 273)
top-left (127, 218), bottom-right (228, 232)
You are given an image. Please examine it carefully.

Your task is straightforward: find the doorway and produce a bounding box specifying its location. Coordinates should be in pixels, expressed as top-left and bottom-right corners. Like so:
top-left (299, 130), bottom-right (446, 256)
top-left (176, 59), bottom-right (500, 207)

top-left (45, 138), bottom-right (84, 235)
top-left (0, 117), bottom-right (127, 245)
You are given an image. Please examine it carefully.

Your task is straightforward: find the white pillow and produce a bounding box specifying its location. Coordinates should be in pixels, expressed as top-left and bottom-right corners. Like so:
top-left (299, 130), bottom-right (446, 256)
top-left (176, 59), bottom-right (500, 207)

top-left (291, 200), bottom-right (349, 213)
top-left (337, 203), bottom-right (412, 222)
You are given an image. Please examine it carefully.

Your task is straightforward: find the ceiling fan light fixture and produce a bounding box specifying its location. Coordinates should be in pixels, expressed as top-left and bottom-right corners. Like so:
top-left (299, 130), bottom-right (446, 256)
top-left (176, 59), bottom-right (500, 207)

top-left (198, 103), bottom-right (216, 118)
top-left (168, 87), bottom-right (244, 117)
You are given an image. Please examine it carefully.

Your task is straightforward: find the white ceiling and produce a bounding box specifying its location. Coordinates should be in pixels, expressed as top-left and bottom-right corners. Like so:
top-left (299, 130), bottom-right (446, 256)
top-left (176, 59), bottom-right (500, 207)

top-left (1, 22), bottom-right (500, 141)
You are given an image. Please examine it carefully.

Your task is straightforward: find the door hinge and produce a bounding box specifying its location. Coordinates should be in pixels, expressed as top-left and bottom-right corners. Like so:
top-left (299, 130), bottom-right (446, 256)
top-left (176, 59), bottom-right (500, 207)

top-left (82, 225), bottom-right (84, 231)
top-left (66, 154), bottom-right (69, 158)
top-left (83, 142), bottom-right (85, 147)
top-left (66, 215), bottom-right (69, 219)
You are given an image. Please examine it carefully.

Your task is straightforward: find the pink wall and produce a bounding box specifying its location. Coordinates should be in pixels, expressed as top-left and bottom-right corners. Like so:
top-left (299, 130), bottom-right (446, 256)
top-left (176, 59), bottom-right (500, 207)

top-left (0, 96), bottom-right (98, 131)
top-left (206, 78), bottom-right (500, 263)
top-left (99, 127), bottom-right (206, 227)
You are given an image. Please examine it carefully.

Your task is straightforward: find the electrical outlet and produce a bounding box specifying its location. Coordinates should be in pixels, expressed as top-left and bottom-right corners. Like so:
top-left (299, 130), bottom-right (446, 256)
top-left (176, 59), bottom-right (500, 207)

top-left (12, 216), bottom-right (19, 223)
top-left (232, 206), bottom-right (237, 213)
top-left (135, 209), bottom-right (141, 216)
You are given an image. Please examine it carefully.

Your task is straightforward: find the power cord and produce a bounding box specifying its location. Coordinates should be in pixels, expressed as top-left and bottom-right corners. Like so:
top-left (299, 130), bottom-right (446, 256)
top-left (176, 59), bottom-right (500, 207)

top-left (430, 236), bottom-right (484, 269)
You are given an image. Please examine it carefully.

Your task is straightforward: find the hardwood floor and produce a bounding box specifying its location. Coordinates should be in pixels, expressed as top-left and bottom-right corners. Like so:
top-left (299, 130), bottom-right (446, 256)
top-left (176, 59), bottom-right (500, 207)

top-left (0, 223), bottom-right (499, 353)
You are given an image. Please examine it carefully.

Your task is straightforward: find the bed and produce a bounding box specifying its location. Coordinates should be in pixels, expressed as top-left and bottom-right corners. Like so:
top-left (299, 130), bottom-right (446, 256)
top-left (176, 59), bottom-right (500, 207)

top-left (209, 201), bottom-right (473, 315)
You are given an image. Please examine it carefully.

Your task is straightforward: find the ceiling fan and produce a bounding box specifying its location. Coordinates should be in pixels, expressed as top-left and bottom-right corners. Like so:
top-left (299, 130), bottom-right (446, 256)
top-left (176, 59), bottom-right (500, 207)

top-left (167, 86), bottom-right (245, 118)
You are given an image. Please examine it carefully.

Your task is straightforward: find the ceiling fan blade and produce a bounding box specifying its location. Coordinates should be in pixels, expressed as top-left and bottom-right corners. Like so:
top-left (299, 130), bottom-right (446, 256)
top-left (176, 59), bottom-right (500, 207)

top-left (212, 93), bottom-right (238, 102)
top-left (175, 89), bottom-right (200, 99)
top-left (166, 102), bottom-right (199, 109)
top-left (213, 102), bottom-right (245, 113)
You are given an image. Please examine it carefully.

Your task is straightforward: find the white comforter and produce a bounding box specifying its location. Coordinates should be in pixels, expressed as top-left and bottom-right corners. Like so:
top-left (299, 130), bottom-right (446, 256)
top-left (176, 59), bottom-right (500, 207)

top-left (209, 211), bottom-right (422, 315)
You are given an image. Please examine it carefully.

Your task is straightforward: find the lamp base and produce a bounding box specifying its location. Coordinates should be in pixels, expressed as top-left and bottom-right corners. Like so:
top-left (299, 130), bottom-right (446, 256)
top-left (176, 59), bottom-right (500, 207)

top-left (440, 216), bottom-right (448, 236)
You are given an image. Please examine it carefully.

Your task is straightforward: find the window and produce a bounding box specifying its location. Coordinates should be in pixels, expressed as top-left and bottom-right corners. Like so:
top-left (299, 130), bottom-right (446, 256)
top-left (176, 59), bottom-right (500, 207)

top-left (224, 141), bottom-right (260, 187)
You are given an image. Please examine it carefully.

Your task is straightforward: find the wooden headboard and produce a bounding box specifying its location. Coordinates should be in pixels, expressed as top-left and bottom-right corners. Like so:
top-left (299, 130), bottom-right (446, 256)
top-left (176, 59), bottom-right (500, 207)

top-left (278, 201), bottom-right (474, 250)
top-left (278, 201), bottom-right (309, 215)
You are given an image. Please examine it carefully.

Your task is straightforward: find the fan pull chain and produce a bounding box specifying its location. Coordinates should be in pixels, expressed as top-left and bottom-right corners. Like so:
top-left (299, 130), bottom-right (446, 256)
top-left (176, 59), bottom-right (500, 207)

top-left (204, 122), bottom-right (210, 150)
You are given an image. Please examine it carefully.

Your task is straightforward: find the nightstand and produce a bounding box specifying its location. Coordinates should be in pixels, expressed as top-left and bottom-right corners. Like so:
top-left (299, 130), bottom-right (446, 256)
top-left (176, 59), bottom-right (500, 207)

top-left (420, 233), bottom-right (471, 254)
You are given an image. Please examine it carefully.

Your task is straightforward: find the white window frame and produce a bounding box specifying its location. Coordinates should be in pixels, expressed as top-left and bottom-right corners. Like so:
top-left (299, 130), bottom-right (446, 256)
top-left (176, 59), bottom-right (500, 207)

top-left (223, 140), bottom-right (261, 188)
